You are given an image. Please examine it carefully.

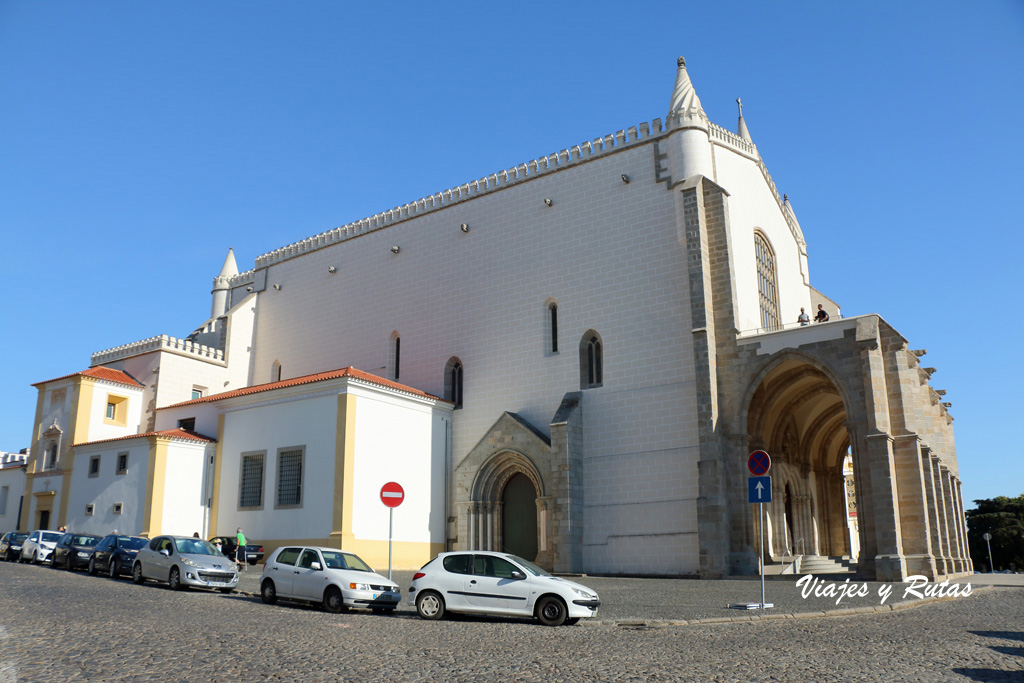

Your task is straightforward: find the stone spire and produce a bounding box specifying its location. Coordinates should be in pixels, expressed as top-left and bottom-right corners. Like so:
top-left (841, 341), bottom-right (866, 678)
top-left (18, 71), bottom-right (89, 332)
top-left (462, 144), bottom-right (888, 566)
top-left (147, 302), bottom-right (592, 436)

top-left (217, 247), bottom-right (239, 279)
top-left (667, 56), bottom-right (708, 130)
top-left (736, 97), bottom-right (752, 142)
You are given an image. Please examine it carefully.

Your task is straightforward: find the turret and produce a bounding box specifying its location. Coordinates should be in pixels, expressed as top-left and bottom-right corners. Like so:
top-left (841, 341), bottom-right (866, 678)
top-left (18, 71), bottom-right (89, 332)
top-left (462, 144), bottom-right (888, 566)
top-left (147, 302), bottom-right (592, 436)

top-left (664, 57), bottom-right (714, 185)
top-left (211, 248), bottom-right (238, 318)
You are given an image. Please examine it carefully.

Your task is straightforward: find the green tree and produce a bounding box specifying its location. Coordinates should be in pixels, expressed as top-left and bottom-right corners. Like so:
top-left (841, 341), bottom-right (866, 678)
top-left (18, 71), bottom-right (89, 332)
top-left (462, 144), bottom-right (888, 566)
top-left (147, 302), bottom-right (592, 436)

top-left (966, 494), bottom-right (1024, 572)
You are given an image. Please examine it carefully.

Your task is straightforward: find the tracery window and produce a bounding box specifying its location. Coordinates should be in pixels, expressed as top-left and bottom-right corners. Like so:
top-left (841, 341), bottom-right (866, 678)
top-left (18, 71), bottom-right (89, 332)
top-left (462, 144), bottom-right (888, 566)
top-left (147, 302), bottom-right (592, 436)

top-left (755, 232), bottom-right (781, 332)
top-left (444, 357), bottom-right (463, 408)
top-left (579, 330), bottom-right (603, 389)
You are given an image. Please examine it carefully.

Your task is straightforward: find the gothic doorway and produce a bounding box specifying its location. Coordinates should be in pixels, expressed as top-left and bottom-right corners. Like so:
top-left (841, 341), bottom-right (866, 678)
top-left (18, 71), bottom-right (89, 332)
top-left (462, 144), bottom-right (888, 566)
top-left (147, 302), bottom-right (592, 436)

top-left (744, 356), bottom-right (856, 565)
top-left (501, 473), bottom-right (538, 560)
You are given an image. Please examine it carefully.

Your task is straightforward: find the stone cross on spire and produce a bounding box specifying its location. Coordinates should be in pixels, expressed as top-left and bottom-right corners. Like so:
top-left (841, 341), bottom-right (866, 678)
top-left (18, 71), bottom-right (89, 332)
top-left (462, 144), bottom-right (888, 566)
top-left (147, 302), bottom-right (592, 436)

top-left (736, 97), bottom-right (752, 142)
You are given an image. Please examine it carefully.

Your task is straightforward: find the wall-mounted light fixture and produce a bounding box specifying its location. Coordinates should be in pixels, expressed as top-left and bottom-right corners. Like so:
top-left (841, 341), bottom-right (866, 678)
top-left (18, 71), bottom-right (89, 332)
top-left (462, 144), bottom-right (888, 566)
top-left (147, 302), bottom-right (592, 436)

top-left (544, 198), bottom-right (553, 207)
top-left (246, 286), bottom-right (254, 293)
top-left (273, 284), bottom-right (281, 291)
top-left (390, 246), bottom-right (400, 254)
top-left (621, 174), bottom-right (630, 184)
top-left (460, 223), bottom-right (469, 233)
top-left (328, 266), bottom-right (336, 274)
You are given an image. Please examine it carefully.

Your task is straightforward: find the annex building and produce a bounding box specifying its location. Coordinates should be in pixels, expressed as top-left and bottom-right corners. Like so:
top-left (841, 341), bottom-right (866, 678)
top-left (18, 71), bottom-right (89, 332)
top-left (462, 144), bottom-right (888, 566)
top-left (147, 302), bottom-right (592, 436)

top-left (17, 58), bottom-right (971, 580)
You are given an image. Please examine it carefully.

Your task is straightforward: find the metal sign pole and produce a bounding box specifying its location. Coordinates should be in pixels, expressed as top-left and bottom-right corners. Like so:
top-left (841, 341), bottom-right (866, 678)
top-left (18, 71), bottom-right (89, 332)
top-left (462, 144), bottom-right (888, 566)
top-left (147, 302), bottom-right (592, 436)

top-left (388, 507), bottom-right (394, 581)
top-left (760, 501), bottom-right (765, 608)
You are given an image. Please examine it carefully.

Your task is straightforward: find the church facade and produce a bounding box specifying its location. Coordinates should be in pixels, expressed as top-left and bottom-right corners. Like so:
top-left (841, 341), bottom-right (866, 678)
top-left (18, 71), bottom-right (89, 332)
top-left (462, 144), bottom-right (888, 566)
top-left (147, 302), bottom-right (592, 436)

top-left (18, 58), bottom-right (970, 581)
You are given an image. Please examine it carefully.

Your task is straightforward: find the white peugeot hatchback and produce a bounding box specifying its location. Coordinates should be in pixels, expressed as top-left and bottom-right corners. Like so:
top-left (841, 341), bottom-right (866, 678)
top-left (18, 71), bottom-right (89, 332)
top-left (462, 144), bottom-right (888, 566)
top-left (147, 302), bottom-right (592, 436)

top-left (260, 546), bottom-right (401, 613)
top-left (408, 551), bottom-right (600, 626)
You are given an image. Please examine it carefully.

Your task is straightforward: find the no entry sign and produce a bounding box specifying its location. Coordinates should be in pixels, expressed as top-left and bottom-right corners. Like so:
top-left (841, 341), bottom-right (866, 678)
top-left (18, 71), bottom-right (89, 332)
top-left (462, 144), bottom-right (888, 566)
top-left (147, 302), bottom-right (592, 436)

top-left (748, 450), bottom-right (771, 476)
top-left (380, 481), bottom-right (405, 508)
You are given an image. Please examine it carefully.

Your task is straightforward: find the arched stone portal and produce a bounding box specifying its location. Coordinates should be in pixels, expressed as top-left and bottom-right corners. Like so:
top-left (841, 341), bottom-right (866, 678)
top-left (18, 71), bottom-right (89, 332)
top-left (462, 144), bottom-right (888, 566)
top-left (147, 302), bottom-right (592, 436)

top-left (502, 473), bottom-right (538, 560)
top-left (744, 357), bottom-right (856, 567)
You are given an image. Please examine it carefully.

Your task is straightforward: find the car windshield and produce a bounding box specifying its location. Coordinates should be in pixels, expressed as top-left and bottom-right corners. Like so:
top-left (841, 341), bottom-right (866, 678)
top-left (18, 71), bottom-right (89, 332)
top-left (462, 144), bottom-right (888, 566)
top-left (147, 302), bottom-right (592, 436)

top-left (174, 538), bottom-right (219, 556)
top-left (74, 535), bottom-right (100, 546)
top-left (320, 550), bottom-right (373, 572)
top-left (505, 555), bottom-right (550, 576)
top-left (41, 532), bottom-right (62, 543)
top-left (9, 533), bottom-right (27, 543)
top-left (119, 537), bottom-right (148, 550)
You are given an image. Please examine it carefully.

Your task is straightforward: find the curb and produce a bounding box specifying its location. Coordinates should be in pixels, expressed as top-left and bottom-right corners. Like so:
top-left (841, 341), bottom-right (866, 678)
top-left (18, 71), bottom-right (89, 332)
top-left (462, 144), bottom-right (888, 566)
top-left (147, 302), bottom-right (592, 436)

top-left (581, 585), bottom-right (990, 628)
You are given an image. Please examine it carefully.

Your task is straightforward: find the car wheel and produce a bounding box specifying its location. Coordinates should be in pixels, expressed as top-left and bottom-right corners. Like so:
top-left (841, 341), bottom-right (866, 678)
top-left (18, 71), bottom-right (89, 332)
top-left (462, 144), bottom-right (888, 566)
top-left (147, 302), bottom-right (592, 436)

top-left (535, 595), bottom-right (568, 627)
top-left (87, 557), bottom-right (97, 576)
top-left (416, 591), bottom-right (446, 620)
top-left (66, 555), bottom-right (76, 572)
top-left (260, 580), bottom-right (277, 605)
top-left (564, 618), bottom-right (580, 626)
top-left (322, 586), bottom-right (345, 614)
top-left (132, 562), bottom-right (145, 585)
top-left (108, 559), bottom-right (119, 579)
top-left (169, 567), bottom-right (185, 591)
top-left (49, 554), bottom-right (58, 569)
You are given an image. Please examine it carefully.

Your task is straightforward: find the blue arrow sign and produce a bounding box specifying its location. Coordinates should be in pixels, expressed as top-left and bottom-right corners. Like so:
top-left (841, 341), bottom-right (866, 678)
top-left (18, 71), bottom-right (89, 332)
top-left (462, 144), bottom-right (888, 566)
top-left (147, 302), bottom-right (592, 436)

top-left (749, 476), bottom-right (772, 503)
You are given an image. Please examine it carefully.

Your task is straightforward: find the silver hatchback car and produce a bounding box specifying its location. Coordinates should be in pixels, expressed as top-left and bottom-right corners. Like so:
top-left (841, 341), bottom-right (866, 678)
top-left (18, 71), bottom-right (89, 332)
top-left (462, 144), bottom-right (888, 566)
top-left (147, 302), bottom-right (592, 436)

top-left (132, 536), bottom-right (238, 592)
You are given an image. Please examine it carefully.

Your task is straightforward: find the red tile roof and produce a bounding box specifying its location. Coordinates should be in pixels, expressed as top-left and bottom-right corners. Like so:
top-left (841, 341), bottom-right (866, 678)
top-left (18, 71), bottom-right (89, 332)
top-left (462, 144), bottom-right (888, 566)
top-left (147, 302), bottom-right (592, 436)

top-left (73, 428), bottom-right (216, 448)
top-left (161, 366), bottom-right (446, 410)
top-left (33, 366), bottom-right (143, 389)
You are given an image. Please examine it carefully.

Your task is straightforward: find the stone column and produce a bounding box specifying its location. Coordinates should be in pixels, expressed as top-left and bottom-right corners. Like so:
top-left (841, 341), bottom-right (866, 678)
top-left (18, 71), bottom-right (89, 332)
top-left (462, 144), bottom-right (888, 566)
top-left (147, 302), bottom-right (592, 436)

top-left (892, 434), bottom-right (936, 579)
top-left (862, 432), bottom-right (907, 581)
top-left (921, 447), bottom-right (944, 576)
top-left (932, 459), bottom-right (953, 575)
top-left (953, 480), bottom-right (973, 574)
top-left (941, 468), bottom-right (964, 574)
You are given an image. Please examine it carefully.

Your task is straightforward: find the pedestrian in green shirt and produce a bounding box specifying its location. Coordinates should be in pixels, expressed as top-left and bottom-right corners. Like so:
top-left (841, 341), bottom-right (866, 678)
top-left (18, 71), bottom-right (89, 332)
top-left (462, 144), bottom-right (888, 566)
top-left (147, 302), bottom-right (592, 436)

top-left (236, 527), bottom-right (247, 570)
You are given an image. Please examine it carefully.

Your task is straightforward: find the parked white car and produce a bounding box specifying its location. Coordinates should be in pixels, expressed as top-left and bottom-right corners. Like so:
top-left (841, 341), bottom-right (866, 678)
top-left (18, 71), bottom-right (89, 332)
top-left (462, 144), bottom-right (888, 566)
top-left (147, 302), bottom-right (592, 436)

top-left (132, 536), bottom-right (238, 592)
top-left (20, 530), bottom-right (61, 564)
top-left (260, 546), bottom-right (400, 613)
top-left (408, 551), bottom-right (601, 626)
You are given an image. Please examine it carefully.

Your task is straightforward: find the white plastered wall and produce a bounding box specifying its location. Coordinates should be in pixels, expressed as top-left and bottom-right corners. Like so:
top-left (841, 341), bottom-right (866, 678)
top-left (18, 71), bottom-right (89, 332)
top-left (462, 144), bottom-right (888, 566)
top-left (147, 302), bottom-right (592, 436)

top-left (239, 142), bottom-right (704, 574)
top-left (0, 467), bottom-right (26, 529)
top-left (66, 440), bottom-right (150, 536)
top-left (348, 383), bottom-right (447, 548)
top-left (86, 382), bottom-right (144, 443)
top-left (214, 393), bottom-right (338, 540)
top-left (159, 441), bottom-right (214, 537)
top-left (713, 146), bottom-right (811, 332)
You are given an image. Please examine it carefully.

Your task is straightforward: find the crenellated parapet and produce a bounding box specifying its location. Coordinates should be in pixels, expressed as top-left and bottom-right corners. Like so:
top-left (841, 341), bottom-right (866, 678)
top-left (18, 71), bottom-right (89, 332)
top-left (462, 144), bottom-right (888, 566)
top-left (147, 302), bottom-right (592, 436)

top-left (90, 334), bottom-right (226, 366)
top-left (228, 117), bottom-right (669, 282)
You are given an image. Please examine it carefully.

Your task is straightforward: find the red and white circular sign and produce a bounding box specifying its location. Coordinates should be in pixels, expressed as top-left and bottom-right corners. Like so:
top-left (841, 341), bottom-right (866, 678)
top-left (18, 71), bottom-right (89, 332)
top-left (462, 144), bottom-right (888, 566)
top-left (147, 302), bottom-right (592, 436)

top-left (380, 481), bottom-right (405, 508)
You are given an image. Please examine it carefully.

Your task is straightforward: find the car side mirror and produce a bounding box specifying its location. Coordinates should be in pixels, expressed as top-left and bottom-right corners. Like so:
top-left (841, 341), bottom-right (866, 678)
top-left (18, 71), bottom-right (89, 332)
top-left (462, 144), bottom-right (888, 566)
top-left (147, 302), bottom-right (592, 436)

top-left (311, 562), bottom-right (322, 571)
top-left (160, 549), bottom-right (170, 557)
top-left (510, 570), bottom-right (525, 580)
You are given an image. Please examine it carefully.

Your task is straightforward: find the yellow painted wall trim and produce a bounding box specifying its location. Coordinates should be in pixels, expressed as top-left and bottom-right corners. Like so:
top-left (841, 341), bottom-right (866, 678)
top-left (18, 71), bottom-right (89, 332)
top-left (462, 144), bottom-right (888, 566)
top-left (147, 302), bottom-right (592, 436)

top-left (140, 436), bottom-right (169, 537)
top-left (19, 390), bottom-right (46, 531)
top-left (208, 414), bottom-right (226, 535)
top-left (332, 394), bottom-right (358, 548)
top-left (73, 377), bottom-right (95, 448)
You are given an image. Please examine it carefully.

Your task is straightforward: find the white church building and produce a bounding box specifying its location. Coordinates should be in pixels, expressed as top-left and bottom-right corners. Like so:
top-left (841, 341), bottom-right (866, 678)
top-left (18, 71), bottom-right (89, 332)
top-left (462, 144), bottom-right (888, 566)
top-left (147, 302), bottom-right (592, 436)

top-left (18, 58), bottom-right (971, 580)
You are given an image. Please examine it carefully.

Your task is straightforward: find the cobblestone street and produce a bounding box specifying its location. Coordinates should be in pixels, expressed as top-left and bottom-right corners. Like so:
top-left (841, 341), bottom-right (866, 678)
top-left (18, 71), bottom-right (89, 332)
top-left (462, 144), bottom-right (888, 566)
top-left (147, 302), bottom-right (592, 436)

top-left (0, 563), bottom-right (1020, 682)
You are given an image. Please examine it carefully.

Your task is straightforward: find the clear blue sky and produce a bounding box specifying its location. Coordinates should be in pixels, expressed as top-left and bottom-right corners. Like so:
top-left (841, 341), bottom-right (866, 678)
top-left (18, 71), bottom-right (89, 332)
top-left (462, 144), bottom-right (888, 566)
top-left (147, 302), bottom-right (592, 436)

top-left (1, 2), bottom-right (1021, 508)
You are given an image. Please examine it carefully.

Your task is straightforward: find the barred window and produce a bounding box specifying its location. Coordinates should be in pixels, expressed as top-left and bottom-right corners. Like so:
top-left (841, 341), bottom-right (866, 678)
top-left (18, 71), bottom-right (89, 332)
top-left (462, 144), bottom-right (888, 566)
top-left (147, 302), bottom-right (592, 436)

top-left (239, 452), bottom-right (265, 509)
top-left (755, 232), bottom-right (781, 332)
top-left (276, 448), bottom-right (304, 508)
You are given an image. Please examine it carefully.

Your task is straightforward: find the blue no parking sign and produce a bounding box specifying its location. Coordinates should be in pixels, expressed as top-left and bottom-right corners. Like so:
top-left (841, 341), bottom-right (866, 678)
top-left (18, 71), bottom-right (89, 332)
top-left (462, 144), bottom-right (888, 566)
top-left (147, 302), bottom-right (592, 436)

top-left (748, 476), bottom-right (772, 503)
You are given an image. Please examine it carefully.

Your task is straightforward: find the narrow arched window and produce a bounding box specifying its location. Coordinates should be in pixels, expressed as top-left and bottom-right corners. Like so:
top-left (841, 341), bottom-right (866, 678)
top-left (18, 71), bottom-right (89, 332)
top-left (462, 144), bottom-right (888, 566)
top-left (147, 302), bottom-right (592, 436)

top-left (444, 357), bottom-right (463, 408)
top-left (579, 330), bottom-right (603, 389)
top-left (271, 360), bottom-right (282, 383)
top-left (389, 332), bottom-right (401, 380)
top-left (754, 232), bottom-right (781, 332)
top-left (549, 303), bottom-right (559, 354)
